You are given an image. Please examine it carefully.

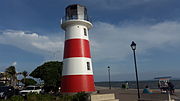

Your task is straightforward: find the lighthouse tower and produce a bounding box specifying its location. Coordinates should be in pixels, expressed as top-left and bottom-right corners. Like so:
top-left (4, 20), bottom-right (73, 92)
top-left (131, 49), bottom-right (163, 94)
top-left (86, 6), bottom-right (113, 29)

top-left (61, 4), bottom-right (96, 93)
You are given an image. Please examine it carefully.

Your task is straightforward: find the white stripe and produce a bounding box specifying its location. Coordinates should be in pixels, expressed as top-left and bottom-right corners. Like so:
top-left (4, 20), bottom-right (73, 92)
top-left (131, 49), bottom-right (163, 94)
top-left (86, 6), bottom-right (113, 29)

top-left (65, 25), bottom-right (89, 40)
top-left (61, 20), bottom-right (93, 30)
top-left (62, 57), bottom-right (93, 76)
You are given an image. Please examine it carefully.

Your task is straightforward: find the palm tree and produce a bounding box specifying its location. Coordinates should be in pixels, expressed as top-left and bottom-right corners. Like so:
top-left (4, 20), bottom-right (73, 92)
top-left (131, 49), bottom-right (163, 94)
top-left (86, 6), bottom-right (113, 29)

top-left (22, 71), bottom-right (28, 86)
top-left (16, 72), bottom-right (22, 86)
top-left (5, 66), bottom-right (17, 87)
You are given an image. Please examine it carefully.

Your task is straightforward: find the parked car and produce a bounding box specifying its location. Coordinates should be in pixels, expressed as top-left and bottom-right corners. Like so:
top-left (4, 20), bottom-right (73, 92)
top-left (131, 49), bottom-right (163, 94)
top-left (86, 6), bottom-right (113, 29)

top-left (0, 86), bottom-right (15, 99)
top-left (20, 86), bottom-right (42, 96)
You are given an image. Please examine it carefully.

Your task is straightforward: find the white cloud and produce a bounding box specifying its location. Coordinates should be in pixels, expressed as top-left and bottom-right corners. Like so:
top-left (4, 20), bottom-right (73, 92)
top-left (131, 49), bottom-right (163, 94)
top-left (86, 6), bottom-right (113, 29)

top-left (90, 21), bottom-right (180, 81)
top-left (90, 21), bottom-right (180, 61)
top-left (12, 62), bottom-right (17, 66)
top-left (0, 30), bottom-right (64, 61)
top-left (0, 21), bottom-right (180, 63)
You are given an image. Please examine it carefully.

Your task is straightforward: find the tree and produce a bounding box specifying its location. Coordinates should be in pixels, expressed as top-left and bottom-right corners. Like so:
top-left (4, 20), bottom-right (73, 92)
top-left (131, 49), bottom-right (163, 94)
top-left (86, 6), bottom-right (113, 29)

top-left (21, 78), bottom-right (37, 86)
top-left (22, 71), bottom-right (28, 78)
top-left (22, 71), bottom-right (28, 86)
top-left (5, 66), bottom-right (17, 86)
top-left (0, 73), bottom-right (5, 86)
top-left (30, 61), bottom-right (63, 92)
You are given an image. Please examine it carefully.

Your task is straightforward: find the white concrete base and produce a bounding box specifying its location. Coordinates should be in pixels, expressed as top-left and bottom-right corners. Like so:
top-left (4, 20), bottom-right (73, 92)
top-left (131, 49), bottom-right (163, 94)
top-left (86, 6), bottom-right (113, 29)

top-left (90, 93), bottom-right (119, 101)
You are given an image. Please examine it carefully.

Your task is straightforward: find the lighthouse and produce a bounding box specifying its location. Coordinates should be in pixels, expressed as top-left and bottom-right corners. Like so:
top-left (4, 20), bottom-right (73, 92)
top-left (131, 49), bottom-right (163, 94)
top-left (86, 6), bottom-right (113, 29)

top-left (61, 4), bottom-right (96, 93)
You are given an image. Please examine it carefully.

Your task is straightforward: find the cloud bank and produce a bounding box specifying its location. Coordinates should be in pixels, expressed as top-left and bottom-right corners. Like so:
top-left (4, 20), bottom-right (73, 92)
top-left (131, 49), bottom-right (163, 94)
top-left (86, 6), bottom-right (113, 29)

top-left (90, 21), bottom-right (180, 62)
top-left (0, 21), bottom-right (180, 62)
top-left (0, 30), bottom-right (64, 61)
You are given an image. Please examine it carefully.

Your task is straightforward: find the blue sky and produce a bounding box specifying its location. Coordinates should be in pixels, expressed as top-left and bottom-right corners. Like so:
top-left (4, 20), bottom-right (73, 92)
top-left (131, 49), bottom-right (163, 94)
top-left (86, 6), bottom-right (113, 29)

top-left (0, 0), bottom-right (180, 81)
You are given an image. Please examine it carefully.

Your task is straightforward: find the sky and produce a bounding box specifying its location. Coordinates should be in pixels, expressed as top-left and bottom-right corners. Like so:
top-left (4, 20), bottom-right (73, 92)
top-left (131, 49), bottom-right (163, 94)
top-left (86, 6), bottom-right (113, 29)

top-left (0, 0), bottom-right (180, 81)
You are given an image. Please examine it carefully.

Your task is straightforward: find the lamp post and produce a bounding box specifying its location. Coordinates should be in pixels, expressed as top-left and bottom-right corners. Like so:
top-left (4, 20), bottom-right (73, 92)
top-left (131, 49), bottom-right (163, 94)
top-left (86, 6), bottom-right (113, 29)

top-left (108, 66), bottom-right (111, 90)
top-left (131, 41), bottom-right (140, 100)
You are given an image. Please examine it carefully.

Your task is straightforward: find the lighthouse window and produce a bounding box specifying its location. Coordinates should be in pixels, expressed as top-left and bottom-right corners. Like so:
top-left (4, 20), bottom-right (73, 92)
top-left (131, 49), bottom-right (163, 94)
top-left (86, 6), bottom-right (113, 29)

top-left (70, 5), bottom-right (77, 9)
top-left (84, 28), bottom-right (87, 36)
top-left (87, 62), bottom-right (90, 70)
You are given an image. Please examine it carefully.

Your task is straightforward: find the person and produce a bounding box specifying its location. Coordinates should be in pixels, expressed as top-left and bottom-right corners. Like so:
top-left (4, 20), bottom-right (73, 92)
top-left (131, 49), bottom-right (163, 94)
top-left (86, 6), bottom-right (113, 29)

top-left (121, 84), bottom-right (126, 89)
top-left (143, 85), bottom-right (153, 94)
top-left (168, 82), bottom-right (175, 94)
top-left (125, 82), bottom-right (129, 89)
top-left (158, 80), bottom-right (169, 93)
top-left (121, 81), bottom-right (129, 89)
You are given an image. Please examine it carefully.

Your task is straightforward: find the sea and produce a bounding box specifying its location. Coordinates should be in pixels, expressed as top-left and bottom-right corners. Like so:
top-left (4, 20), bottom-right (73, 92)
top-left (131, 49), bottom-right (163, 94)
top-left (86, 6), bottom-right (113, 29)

top-left (95, 80), bottom-right (180, 89)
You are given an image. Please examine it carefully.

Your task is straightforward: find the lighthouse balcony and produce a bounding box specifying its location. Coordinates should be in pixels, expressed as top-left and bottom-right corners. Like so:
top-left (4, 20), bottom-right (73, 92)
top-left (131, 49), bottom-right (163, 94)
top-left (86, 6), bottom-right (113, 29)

top-left (61, 15), bottom-right (91, 24)
top-left (61, 15), bottom-right (93, 30)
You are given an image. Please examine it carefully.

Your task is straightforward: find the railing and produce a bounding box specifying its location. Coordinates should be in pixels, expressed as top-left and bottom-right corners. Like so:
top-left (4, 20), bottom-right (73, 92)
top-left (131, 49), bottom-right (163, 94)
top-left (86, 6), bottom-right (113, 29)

top-left (61, 15), bottom-right (92, 24)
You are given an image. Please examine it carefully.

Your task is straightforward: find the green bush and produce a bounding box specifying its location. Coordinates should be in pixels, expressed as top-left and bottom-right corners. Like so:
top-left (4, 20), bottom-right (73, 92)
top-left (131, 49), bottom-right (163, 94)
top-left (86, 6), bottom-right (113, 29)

top-left (60, 95), bottom-right (73, 101)
top-left (0, 95), bottom-right (24, 101)
top-left (0, 92), bottom-right (89, 101)
top-left (57, 92), bottom-right (89, 101)
top-left (72, 92), bottom-right (89, 101)
top-left (0, 99), bottom-right (5, 101)
top-left (27, 93), bottom-right (55, 101)
top-left (40, 94), bottom-right (55, 101)
top-left (9, 95), bottom-right (24, 101)
top-left (26, 93), bottom-right (37, 101)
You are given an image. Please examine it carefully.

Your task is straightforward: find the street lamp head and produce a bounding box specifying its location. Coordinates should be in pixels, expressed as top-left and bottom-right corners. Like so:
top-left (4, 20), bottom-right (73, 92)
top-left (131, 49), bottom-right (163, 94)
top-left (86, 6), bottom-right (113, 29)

top-left (131, 41), bottom-right (136, 50)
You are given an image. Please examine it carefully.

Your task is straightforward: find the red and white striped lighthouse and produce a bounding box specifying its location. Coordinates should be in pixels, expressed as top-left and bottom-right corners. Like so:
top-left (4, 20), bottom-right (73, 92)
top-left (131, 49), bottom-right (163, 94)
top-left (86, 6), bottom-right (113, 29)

top-left (60, 4), bottom-right (96, 93)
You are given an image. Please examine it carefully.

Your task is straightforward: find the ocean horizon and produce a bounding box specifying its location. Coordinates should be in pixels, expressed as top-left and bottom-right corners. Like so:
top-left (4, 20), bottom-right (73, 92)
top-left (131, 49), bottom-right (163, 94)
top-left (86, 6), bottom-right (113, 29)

top-left (95, 80), bottom-right (180, 89)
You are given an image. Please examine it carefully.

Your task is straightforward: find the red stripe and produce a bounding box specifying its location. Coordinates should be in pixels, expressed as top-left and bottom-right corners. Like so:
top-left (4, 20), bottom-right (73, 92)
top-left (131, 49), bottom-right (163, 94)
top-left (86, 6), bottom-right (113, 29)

top-left (61, 75), bottom-right (96, 93)
top-left (63, 39), bottom-right (91, 58)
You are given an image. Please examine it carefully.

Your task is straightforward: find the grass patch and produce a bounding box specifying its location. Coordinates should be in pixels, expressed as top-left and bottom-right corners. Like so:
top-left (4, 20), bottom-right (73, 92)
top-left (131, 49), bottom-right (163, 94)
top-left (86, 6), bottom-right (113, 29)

top-left (0, 92), bottom-right (89, 101)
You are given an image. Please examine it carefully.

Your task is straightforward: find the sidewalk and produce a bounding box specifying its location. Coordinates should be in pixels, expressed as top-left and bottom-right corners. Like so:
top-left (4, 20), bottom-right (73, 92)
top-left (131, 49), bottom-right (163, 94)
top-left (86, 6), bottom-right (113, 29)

top-left (96, 87), bottom-right (180, 101)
